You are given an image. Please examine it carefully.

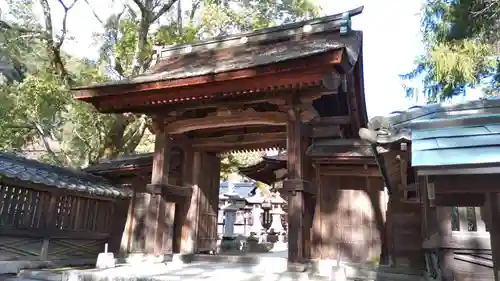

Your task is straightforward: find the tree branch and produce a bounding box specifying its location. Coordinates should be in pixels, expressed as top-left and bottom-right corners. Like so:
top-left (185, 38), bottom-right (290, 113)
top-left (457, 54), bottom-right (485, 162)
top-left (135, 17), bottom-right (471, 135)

top-left (121, 117), bottom-right (147, 154)
top-left (32, 122), bottom-right (64, 166)
top-left (152, 0), bottom-right (178, 22)
top-left (38, 0), bottom-right (78, 85)
top-left (472, 1), bottom-right (498, 16)
top-left (189, 0), bottom-right (202, 21)
top-left (55, 0), bottom-right (79, 49)
top-left (131, 0), bottom-right (147, 13)
top-left (83, 0), bottom-right (104, 24)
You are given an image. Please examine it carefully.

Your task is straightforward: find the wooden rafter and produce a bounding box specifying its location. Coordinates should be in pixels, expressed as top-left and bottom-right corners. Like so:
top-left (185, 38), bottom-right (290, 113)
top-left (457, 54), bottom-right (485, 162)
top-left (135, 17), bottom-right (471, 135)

top-left (146, 86), bottom-right (333, 116)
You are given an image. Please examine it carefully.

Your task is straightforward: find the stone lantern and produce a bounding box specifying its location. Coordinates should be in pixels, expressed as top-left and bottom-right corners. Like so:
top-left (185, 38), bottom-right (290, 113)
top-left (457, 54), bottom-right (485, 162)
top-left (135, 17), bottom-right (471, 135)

top-left (250, 204), bottom-right (265, 234)
top-left (221, 180), bottom-right (243, 238)
top-left (269, 204), bottom-right (285, 234)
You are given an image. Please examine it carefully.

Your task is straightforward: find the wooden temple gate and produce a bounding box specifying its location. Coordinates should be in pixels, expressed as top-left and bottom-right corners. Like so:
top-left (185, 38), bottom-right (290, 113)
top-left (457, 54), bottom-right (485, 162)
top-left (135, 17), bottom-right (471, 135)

top-left (72, 6), bottom-right (392, 264)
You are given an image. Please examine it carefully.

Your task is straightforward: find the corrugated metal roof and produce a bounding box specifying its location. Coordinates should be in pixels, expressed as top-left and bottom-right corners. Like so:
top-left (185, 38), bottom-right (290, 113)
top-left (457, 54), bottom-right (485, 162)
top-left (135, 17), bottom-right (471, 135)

top-left (0, 153), bottom-right (130, 197)
top-left (412, 124), bottom-right (500, 167)
top-left (412, 146), bottom-right (500, 167)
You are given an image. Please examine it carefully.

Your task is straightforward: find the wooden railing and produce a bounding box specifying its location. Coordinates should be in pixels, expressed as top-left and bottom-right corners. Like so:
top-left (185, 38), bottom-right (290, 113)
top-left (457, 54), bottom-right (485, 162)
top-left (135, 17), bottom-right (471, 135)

top-left (424, 206), bottom-right (493, 281)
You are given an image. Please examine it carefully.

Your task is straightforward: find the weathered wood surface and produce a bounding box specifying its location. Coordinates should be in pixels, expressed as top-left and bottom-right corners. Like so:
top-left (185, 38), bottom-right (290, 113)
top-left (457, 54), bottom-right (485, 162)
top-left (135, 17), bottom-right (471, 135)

top-left (0, 183), bottom-right (129, 261)
top-left (196, 153), bottom-right (220, 253)
top-left (428, 206), bottom-right (495, 281)
top-left (311, 176), bottom-right (386, 263)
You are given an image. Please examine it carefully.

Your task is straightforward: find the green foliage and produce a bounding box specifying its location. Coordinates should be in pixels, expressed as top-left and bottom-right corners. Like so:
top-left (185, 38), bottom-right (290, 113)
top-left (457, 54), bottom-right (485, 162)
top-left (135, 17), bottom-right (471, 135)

top-left (0, 71), bottom-right (64, 149)
top-left (220, 152), bottom-right (264, 180)
top-left (401, 0), bottom-right (500, 101)
top-left (115, 19), bottom-right (148, 75)
top-left (199, 0), bottom-right (318, 37)
top-left (154, 22), bottom-right (200, 45)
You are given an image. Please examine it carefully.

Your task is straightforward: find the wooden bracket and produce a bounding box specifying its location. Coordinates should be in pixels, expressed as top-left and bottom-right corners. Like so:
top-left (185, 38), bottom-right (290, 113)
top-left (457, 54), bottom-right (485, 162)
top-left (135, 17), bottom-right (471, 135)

top-left (281, 179), bottom-right (316, 195)
top-left (146, 183), bottom-right (192, 199)
top-left (150, 116), bottom-right (166, 135)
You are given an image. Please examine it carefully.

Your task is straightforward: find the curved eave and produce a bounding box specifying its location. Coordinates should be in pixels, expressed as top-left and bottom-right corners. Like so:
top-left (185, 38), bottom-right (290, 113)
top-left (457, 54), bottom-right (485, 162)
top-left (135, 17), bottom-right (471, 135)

top-left (71, 8), bottom-right (363, 113)
top-left (74, 49), bottom-right (350, 113)
top-left (239, 158), bottom-right (286, 185)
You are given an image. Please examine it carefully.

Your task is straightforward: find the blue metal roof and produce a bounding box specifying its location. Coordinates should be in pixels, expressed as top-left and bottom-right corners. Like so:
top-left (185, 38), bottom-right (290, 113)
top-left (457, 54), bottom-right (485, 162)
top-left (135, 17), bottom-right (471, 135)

top-left (412, 123), bottom-right (500, 167)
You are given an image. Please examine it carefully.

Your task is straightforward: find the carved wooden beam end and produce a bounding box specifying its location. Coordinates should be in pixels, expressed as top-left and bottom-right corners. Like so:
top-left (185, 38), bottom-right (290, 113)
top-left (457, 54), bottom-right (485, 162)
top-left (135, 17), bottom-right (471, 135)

top-left (146, 183), bottom-right (193, 199)
top-left (321, 71), bottom-right (344, 91)
top-left (149, 116), bottom-right (167, 135)
top-left (281, 179), bottom-right (316, 195)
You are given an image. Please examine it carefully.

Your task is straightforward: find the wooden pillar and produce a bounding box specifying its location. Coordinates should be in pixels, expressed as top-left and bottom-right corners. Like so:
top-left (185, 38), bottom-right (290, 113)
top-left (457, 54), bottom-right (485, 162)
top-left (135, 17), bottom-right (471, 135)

top-left (41, 192), bottom-right (59, 260)
top-left (146, 122), bottom-right (173, 255)
top-left (177, 149), bottom-right (201, 253)
top-left (302, 139), bottom-right (314, 260)
top-left (420, 176), bottom-right (440, 239)
top-left (486, 192), bottom-right (500, 281)
top-left (436, 206), bottom-right (454, 281)
top-left (121, 187), bottom-right (137, 253)
top-left (108, 197), bottom-right (130, 255)
top-left (283, 107), bottom-right (307, 264)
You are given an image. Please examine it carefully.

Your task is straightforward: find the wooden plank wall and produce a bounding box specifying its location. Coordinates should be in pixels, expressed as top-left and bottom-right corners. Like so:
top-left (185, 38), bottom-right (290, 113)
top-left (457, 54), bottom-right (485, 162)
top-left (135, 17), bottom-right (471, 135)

top-left (388, 200), bottom-right (423, 267)
top-left (312, 175), bottom-right (386, 263)
top-left (196, 153), bottom-right (220, 253)
top-left (126, 174), bottom-right (180, 254)
top-left (0, 182), bottom-right (129, 261)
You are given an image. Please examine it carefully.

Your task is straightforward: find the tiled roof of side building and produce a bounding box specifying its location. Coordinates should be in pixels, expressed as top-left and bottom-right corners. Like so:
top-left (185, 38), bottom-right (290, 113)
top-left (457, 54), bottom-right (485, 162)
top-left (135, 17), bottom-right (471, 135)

top-left (0, 152), bottom-right (130, 197)
top-left (360, 98), bottom-right (500, 144)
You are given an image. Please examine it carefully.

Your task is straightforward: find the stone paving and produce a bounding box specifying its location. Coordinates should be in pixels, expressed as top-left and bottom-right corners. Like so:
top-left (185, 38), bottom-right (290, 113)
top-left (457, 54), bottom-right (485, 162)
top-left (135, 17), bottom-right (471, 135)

top-left (66, 248), bottom-right (302, 281)
top-left (2, 246), bottom-right (424, 281)
top-left (67, 261), bottom-right (314, 281)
